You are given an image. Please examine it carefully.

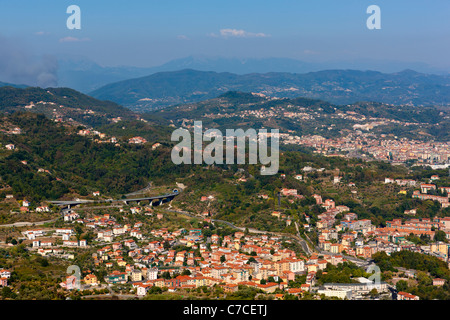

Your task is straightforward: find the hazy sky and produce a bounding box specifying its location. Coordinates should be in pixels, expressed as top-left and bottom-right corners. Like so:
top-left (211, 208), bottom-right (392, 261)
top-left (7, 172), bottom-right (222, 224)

top-left (0, 0), bottom-right (449, 69)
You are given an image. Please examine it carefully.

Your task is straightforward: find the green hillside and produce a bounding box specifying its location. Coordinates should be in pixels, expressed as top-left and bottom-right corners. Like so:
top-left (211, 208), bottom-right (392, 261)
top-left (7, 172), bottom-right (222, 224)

top-left (0, 86), bottom-right (137, 127)
top-left (1, 112), bottom-right (448, 231)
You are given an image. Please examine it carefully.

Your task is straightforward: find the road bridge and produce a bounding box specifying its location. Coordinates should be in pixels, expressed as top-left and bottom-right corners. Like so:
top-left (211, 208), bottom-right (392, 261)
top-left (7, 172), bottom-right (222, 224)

top-left (47, 190), bottom-right (180, 208)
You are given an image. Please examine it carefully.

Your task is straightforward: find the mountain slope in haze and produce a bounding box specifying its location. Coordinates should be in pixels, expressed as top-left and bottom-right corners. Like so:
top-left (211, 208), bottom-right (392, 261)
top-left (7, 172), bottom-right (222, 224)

top-left (57, 57), bottom-right (155, 93)
top-left (152, 55), bottom-right (448, 75)
top-left (154, 56), bottom-right (317, 75)
top-left (90, 69), bottom-right (450, 111)
top-left (0, 81), bottom-right (28, 89)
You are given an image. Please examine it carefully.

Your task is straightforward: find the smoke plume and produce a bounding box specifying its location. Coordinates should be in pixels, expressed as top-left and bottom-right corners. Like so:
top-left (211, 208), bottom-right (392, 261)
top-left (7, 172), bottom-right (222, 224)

top-left (0, 35), bottom-right (58, 88)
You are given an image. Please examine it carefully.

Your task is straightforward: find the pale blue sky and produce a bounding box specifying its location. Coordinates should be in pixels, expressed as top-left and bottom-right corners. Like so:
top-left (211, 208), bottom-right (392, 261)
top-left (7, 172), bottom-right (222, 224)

top-left (0, 0), bottom-right (449, 69)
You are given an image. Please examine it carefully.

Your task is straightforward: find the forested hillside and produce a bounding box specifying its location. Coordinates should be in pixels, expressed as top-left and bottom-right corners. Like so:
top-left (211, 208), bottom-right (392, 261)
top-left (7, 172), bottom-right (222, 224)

top-left (0, 86), bottom-right (137, 127)
top-left (1, 111), bottom-right (449, 231)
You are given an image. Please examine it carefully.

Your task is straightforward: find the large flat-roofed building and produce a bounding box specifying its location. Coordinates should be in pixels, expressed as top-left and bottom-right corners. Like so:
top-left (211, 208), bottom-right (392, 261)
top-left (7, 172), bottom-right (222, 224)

top-left (322, 278), bottom-right (388, 296)
top-left (317, 289), bottom-right (352, 300)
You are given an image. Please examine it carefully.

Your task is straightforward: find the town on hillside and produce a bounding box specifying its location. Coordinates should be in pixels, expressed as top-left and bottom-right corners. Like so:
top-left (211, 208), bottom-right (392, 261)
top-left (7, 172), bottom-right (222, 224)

top-left (2, 170), bottom-right (450, 301)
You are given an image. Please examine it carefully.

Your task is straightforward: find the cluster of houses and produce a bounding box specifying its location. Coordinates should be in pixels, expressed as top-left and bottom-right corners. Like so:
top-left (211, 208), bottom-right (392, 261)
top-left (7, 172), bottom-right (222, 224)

top-left (127, 231), bottom-right (312, 296)
top-left (128, 136), bottom-right (147, 144)
top-left (411, 184), bottom-right (450, 208)
top-left (384, 177), bottom-right (417, 187)
top-left (315, 207), bottom-right (450, 263)
top-left (78, 128), bottom-right (119, 145)
top-left (308, 178), bottom-right (450, 266)
top-left (8, 198), bottom-right (51, 214)
top-left (20, 227), bottom-right (87, 257)
top-left (77, 130), bottom-right (160, 149)
top-left (384, 177), bottom-right (449, 208)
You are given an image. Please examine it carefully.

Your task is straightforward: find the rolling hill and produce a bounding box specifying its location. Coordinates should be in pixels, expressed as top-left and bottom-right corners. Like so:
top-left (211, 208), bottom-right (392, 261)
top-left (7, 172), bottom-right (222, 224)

top-left (0, 86), bottom-right (138, 127)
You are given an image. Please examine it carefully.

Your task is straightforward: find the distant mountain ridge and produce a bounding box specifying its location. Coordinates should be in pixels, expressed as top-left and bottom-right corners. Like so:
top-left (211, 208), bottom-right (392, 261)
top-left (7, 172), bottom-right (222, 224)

top-left (90, 68), bottom-right (450, 111)
top-left (55, 55), bottom-right (450, 94)
top-left (0, 81), bottom-right (28, 89)
top-left (150, 55), bottom-right (448, 75)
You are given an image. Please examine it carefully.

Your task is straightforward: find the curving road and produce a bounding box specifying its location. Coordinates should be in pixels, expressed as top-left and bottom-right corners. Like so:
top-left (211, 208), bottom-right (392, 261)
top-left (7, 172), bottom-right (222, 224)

top-left (124, 182), bottom-right (153, 197)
